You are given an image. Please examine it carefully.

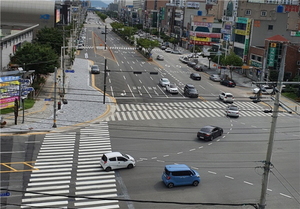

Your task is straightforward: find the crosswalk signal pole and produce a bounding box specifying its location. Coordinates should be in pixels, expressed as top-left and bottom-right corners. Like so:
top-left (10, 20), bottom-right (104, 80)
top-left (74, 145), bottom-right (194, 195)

top-left (103, 58), bottom-right (107, 104)
top-left (104, 25), bottom-right (107, 50)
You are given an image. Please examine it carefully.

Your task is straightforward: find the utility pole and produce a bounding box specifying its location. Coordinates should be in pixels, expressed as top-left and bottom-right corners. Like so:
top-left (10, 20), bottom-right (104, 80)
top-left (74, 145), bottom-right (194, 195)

top-left (258, 44), bottom-right (287, 209)
top-left (103, 58), bottom-right (107, 104)
top-left (52, 67), bottom-right (57, 128)
top-left (104, 25), bottom-right (107, 50)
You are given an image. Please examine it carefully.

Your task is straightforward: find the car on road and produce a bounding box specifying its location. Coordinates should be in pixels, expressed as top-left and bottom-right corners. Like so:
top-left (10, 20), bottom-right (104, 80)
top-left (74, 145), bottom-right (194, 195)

top-left (226, 105), bottom-right (239, 117)
top-left (100, 152), bottom-right (135, 172)
top-left (156, 55), bottom-right (164, 60)
top-left (179, 56), bottom-right (189, 64)
top-left (171, 50), bottom-right (182, 54)
top-left (220, 79), bottom-right (236, 87)
top-left (190, 73), bottom-right (201, 80)
top-left (159, 78), bottom-right (170, 87)
top-left (187, 61), bottom-right (197, 67)
top-left (91, 65), bottom-right (100, 74)
top-left (197, 126), bottom-right (223, 141)
top-left (184, 84), bottom-right (198, 98)
top-left (160, 45), bottom-right (166, 50)
top-left (165, 48), bottom-right (172, 53)
top-left (252, 85), bottom-right (274, 94)
top-left (209, 74), bottom-right (221, 82)
top-left (98, 27), bottom-right (101, 29)
top-left (166, 83), bottom-right (179, 94)
top-left (197, 125), bottom-right (223, 141)
top-left (162, 164), bottom-right (200, 188)
top-left (193, 65), bottom-right (203, 71)
top-left (219, 92), bottom-right (234, 103)
top-left (187, 53), bottom-right (199, 58)
top-left (101, 31), bottom-right (107, 34)
top-left (77, 44), bottom-right (84, 50)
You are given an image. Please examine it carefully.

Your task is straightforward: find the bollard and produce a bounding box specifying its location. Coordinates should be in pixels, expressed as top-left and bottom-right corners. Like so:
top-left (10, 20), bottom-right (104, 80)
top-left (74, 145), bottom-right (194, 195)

top-left (58, 101), bottom-right (61, 110)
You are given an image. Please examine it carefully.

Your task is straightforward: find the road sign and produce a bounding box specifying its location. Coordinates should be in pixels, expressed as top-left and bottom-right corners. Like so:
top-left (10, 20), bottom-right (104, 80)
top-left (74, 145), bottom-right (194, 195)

top-left (44, 98), bottom-right (52, 101)
top-left (65, 69), bottom-right (75, 73)
top-left (24, 87), bottom-right (34, 91)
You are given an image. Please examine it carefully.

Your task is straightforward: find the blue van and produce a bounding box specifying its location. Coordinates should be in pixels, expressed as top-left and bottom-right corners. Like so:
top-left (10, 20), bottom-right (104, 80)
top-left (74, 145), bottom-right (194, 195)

top-left (162, 164), bottom-right (200, 188)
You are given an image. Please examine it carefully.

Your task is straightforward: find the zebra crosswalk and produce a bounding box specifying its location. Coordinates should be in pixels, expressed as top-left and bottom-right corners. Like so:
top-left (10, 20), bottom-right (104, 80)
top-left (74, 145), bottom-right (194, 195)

top-left (21, 122), bottom-right (119, 209)
top-left (105, 101), bottom-right (288, 121)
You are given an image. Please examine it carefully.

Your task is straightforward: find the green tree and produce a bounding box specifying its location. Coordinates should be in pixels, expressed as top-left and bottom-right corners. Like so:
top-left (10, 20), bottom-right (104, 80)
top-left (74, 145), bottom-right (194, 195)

top-left (10, 42), bottom-right (59, 76)
top-left (34, 27), bottom-right (64, 55)
top-left (136, 38), bottom-right (160, 59)
top-left (221, 53), bottom-right (243, 79)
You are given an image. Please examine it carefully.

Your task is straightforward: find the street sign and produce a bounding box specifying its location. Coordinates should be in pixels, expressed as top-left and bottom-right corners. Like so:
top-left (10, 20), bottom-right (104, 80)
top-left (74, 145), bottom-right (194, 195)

top-left (24, 87), bottom-right (34, 91)
top-left (65, 69), bottom-right (75, 73)
top-left (44, 98), bottom-right (52, 101)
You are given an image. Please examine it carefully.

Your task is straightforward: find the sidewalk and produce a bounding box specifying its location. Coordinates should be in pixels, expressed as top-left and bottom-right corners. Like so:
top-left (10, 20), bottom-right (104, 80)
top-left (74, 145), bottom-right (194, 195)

top-left (0, 58), bottom-right (112, 134)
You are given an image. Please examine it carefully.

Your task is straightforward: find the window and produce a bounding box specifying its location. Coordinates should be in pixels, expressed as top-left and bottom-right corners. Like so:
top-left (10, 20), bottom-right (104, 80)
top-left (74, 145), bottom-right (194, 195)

top-left (251, 54), bottom-right (255, 59)
top-left (109, 157), bottom-right (116, 161)
top-left (297, 61), bottom-right (300, 65)
top-left (257, 56), bottom-right (262, 62)
top-left (261, 11), bottom-right (267, 16)
top-left (268, 25), bottom-right (273, 30)
top-left (212, 28), bottom-right (221, 33)
top-left (245, 10), bottom-right (251, 15)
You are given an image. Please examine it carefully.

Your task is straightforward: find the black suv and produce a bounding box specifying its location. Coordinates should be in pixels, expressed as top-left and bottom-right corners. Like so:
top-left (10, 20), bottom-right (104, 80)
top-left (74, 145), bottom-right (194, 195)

top-left (220, 79), bottom-right (236, 87)
top-left (184, 84), bottom-right (199, 98)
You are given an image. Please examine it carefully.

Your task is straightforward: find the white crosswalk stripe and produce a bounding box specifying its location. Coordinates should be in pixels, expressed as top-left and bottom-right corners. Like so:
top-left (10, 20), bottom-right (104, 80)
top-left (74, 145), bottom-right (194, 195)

top-left (22, 123), bottom-right (119, 209)
top-left (105, 101), bottom-right (289, 121)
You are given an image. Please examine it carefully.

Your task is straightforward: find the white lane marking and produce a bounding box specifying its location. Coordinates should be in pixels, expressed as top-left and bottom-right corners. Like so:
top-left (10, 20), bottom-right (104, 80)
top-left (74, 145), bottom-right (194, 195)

top-left (244, 181), bottom-right (253, 185)
top-left (208, 171), bottom-right (217, 175)
top-left (225, 175), bottom-right (234, 179)
top-left (151, 157), bottom-right (157, 159)
top-left (199, 146), bottom-right (203, 149)
top-left (177, 152), bottom-right (183, 154)
top-left (163, 155), bottom-right (169, 157)
top-left (189, 148), bottom-right (196, 151)
top-left (279, 193), bottom-right (292, 198)
top-left (208, 143), bottom-right (213, 145)
top-left (157, 160), bottom-right (165, 163)
top-left (267, 188), bottom-right (272, 191)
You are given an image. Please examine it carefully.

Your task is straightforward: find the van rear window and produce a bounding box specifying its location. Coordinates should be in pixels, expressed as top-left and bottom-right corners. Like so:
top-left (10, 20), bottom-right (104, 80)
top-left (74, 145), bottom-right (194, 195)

top-left (101, 155), bottom-right (107, 161)
top-left (164, 168), bottom-right (170, 175)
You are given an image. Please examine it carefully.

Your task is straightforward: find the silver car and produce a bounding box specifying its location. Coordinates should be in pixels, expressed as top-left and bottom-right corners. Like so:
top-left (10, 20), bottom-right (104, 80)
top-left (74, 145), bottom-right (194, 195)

top-left (159, 78), bottom-right (170, 87)
top-left (166, 83), bottom-right (179, 94)
top-left (226, 105), bottom-right (239, 117)
top-left (210, 74), bottom-right (221, 82)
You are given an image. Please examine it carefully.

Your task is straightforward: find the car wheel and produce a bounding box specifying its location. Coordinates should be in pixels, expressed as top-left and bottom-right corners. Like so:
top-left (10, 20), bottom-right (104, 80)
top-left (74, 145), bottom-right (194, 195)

top-left (192, 181), bottom-right (199, 186)
top-left (209, 136), bottom-right (213, 141)
top-left (105, 167), bottom-right (112, 172)
top-left (127, 164), bottom-right (134, 169)
top-left (167, 183), bottom-right (174, 188)
top-left (220, 130), bottom-right (223, 136)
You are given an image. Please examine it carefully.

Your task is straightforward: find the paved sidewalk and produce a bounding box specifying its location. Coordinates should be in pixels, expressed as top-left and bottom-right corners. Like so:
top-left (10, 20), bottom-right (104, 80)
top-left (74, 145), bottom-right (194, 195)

top-left (1, 58), bottom-right (112, 134)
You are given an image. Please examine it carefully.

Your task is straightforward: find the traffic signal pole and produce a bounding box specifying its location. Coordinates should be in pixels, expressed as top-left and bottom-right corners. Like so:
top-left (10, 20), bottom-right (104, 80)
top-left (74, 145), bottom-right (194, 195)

top-left (258, 44), bottom-right (286, 209)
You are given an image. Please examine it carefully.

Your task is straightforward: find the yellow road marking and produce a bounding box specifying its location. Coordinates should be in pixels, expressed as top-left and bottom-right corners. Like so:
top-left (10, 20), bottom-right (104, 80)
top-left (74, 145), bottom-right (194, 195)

top-left (0, 161), bottom-right (38, 173)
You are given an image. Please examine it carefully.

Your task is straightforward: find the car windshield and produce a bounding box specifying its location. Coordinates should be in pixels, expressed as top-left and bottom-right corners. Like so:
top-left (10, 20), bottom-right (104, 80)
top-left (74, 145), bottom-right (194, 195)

top-left (162, 78), bottom-right (169, 82)
top-left (200, 127), bottom-right (212, 133)
top-left (226, 95), bottom-right (233, 97)
top-left (189, 89), bottom-right (198, 93)
top-left (194, 74), bottom-right (200, 76)
top-left (170, 84), bottom-right (176, 88)
top-left (228, 106), bottom-right (238, 110)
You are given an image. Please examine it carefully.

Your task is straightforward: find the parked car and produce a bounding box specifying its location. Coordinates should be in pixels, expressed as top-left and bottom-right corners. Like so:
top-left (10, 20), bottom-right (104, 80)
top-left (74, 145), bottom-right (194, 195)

top-left (193, 65), bottom-right (203, 71)
top-left (159, 78), bottom-right (170, 87)
top-left (220, 79), bottom-right (236, 87)
top-left (165, 48), bottom-right (172, 53)
top-left (219, 92), bottom-right (234, 103)
top-left (101, 31), bottom-right (107, 34)
top-left (171, 50), bottom-right (182, 54)
top-left (187, 61), bottom-right (197, 67)
top-left (91, 65), bottom-right (100, 74)
top-left (100, 152), bottom-right (135, 172)
top-left (252, 85), bottom-right (274, 94)
top-left (162, 164), bottom-right (200, 188)
top-left (179, 56), bottom-right (189, 64)
top-left (156, 55), bottom-right (164, 60)
top-left (197, 125), bottom-right (223, 141)
top-left (190, 73), bottom-right (201, 80)
top-left (166, 83), bottom-right (179, 94)
top-left (77, 44), bottom-right (84, 50)
top-left (184, 84), bottom-right (198, 98)
top-left (226, 105), bottom-right (239, 117)
top-left (209, 74), bottom-right (221, 82)
top-left (187, 53), bottom-right (199, 58)
top-left (160, 45), bottom-right (167, 50)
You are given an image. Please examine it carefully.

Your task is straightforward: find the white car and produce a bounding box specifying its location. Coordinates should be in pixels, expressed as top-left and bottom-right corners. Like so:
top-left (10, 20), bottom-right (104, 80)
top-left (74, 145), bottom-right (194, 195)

top-left (252, 85), bottom-right (274, 94)
top-left (226, 105), bottom-right (239, 117)
top-left (100, 152), bottom-right (135, 172)
top-left (219, 92), bottom-right (234, 103)
top-left (159, 78), bottom-right (170, 87)
top-left (166, 83), bottom-right (179, 94)
top-left (165, 48), bottom-right (172, 53)
top-left (77, 44), bottom-right (84, 50)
